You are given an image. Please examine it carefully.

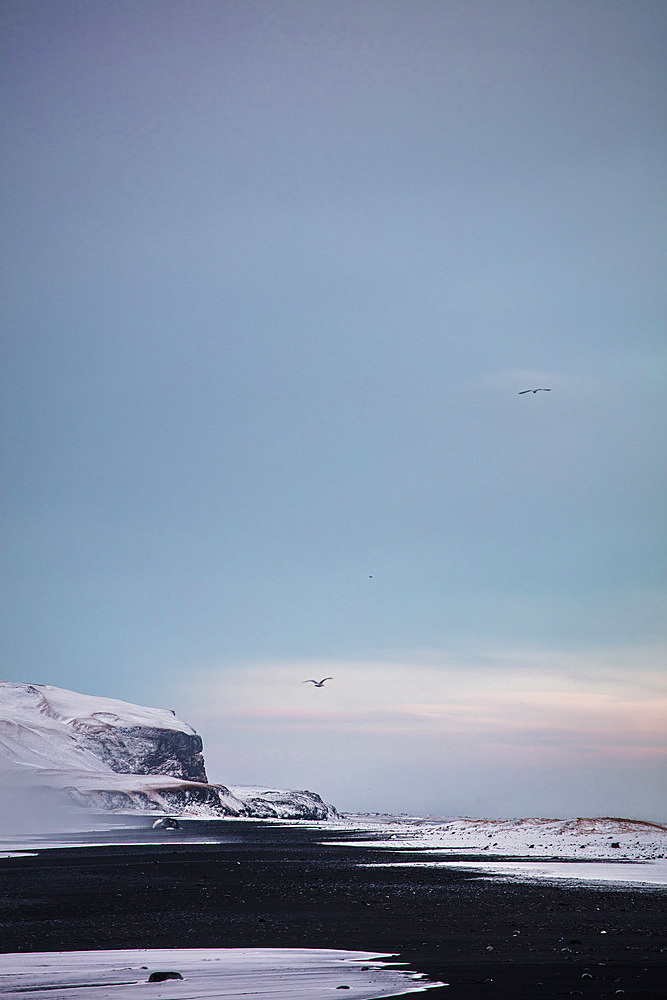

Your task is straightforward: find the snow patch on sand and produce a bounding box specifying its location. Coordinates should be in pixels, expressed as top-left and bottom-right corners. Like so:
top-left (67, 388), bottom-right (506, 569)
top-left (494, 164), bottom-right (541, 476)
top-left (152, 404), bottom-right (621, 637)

top-left (363, 859), bottom-right (667, 887)
top-left (341, 814), bottom-right (667, 886)
top-left (343, 814), bottom-right (667, 861)
top-left (0, 947), bottom-right (444, 999)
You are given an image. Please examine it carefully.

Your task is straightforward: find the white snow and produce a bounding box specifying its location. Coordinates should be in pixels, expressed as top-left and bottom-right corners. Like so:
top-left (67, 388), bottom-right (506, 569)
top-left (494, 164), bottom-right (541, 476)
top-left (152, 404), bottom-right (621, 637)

top-left (340, 814), bottom-right (667, 860)
top-left (337, 814), bottom-right (667, 886)
top-left (0, 948), bottom-right (444, 999)
top-left (228, 785), bottom-right (336, 819)
top-left (0, 681), bottom-right (194, 742)
top-left (0, 681), bottom-right (197, 785)
top-left (362, 859), bottom-right (667, 887)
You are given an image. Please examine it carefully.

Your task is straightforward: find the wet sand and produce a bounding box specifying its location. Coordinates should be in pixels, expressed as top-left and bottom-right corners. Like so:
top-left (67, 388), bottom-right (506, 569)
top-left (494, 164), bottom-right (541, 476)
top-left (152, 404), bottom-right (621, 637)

top-left (0, 821), bottom-right (665, 998)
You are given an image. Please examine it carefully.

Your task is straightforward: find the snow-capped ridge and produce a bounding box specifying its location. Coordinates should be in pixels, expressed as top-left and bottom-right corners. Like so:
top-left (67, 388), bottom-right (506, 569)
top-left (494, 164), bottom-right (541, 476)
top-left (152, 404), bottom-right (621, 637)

top-left (0, 682), bottom-right (337, 822)
top-left (229, 785), bottom-right (335, 820)
top-left (341, 813), bottom-right (667, 863)
top-left (1, 682), bottom-right (196, 735)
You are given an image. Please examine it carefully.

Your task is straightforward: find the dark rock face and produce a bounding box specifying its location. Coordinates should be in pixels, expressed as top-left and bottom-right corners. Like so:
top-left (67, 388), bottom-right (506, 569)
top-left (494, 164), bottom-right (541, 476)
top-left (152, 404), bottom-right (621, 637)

top-left (79, 727), bottom-right (208, 782)
top-left (157, 784), bottom-right (241, 815)
top-left (65, 781), bottom-right (247, 817)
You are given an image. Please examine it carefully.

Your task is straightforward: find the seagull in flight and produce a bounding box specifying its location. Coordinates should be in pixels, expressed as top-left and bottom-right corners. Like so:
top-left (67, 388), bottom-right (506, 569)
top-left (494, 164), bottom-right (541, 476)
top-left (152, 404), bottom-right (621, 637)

top-left (519, 388), bottom-right (551, 394)
top-left (302, 677), bottom-right (333, 688)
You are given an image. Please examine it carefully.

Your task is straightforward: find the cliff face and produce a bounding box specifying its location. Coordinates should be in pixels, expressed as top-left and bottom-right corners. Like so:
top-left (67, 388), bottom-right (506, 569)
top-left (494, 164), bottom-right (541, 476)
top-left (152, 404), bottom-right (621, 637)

top-left (78, 726), bottom-right (208, 782)
top-left (62, 774), bottom-right (247, 818)
top-left (0, 682), bottom-right (337, 821)
top-left (228, 785), bottom-right (336, 820)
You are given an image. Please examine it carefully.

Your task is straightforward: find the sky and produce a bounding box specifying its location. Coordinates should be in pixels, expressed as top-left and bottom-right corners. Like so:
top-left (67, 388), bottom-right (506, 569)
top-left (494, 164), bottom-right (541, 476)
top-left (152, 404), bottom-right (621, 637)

top-left (1, 0), bottom-right (665, 819)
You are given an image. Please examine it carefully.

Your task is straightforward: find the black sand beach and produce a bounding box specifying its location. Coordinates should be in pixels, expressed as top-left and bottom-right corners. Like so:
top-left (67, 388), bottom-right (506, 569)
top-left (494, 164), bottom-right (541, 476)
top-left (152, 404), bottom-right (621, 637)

top-left (1, 821), bottom-right (665, 998)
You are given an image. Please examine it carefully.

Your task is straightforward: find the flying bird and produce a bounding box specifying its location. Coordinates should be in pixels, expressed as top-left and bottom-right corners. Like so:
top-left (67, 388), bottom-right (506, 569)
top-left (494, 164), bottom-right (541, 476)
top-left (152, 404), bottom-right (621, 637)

top-left (302, 677), bottom-right (333, 687)
top-left (519, 388), bottom-right (551, 394)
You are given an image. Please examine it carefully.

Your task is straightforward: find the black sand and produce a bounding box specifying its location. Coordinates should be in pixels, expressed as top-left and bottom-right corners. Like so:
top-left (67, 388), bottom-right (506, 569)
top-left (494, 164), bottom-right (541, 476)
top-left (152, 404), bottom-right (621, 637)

top-left (0, 820), bottom-right (665, 998)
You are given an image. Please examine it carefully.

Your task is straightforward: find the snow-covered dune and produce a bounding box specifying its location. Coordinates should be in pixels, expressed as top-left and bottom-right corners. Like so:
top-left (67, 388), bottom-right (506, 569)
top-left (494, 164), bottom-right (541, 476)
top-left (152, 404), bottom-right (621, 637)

top-left (340, 813), bottom-right (667, 884)
top-left (0, 682), bottom-right (336, 822)
top-left (344, 814), bottom-right (667, 861)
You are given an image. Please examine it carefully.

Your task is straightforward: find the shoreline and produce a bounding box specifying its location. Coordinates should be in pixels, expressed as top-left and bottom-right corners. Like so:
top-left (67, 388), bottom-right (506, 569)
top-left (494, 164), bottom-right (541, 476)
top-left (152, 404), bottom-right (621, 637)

top-left (0, 947), bottom-right (441, 999)
top-left (0, 821), bottom-right (665, 998)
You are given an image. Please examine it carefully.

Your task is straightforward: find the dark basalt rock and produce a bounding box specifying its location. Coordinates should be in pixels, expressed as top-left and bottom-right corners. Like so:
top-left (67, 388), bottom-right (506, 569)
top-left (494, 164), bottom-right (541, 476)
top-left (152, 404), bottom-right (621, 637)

top-left (79, 726), bottom-right (207, 782)
top-left (158, 783), bottom-right (243, 815)
top-left (65, 781), bottom-right (248, 816)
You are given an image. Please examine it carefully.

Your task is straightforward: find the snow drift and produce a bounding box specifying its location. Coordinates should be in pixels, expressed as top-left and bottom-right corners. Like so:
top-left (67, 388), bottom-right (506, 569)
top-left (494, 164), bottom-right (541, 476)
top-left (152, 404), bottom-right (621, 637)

top-left (0, 682), bottom-right (336, 822)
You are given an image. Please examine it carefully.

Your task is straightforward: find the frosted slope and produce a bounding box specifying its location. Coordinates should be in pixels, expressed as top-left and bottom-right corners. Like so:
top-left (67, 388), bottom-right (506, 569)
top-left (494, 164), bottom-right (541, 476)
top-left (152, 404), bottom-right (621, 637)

top-left (0, 681), bottom-right (194, 735)
top-left (343, 815), bottom-right (667, 862)
top-left (0, 682), bottom-right (194, 776)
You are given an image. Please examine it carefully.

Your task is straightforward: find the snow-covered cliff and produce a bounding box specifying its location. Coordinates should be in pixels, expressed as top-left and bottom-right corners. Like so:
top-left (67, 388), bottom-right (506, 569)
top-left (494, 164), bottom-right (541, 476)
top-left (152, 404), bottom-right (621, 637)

top-left (0, 682), bottom-right (336, 821)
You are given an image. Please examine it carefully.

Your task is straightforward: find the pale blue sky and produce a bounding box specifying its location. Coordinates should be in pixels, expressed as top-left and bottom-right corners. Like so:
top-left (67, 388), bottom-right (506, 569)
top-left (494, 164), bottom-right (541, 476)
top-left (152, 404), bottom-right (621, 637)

top-left (2, 1), bottom-right (665, 816)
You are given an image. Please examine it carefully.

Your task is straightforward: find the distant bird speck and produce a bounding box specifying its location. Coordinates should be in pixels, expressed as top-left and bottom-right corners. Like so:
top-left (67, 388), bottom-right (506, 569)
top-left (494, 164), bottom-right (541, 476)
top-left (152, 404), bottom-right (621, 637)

top-left (303, 677), bottom-right (333, 687)
top-left (519, 388), bottom-right (551, 394)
